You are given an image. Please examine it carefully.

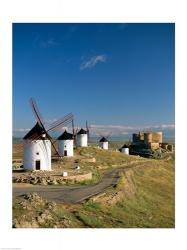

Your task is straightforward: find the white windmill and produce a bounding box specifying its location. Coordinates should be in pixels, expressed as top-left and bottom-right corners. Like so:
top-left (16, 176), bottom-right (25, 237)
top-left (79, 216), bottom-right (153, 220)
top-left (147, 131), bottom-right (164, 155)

top-left (23, 98), bottom-right (73, 171)
top-left (99, 137), bottom-right (109, 150)
top-left (73, 121), bottom-right (90, 147)
top-left (23, 122), bottom-right (52, 171)
top-left (98, 132), bottom-right (112, 150)
top-left (121, 144), bottom-right (129, 155)
top-left (76, 128), bottom-right (88, 147)
top-left (57, 130), bottom-right (74, 157)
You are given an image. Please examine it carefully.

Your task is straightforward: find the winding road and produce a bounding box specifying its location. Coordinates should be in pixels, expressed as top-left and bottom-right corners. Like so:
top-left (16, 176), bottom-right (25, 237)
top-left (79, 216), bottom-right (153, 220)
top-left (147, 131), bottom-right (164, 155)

top-left (13, 156), bottom-right (172, 204)
top-left (13, 168), bottom-right (122, 204)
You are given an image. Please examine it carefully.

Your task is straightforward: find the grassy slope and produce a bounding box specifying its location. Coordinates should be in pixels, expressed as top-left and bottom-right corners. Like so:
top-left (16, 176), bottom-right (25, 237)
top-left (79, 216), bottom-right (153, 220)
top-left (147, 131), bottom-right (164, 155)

top-left (13, 153), bottom-right (175, 228)
top-left (13, 144), bottom-right (143, 185)
top-left (66, 160), bottom-right (175, 228)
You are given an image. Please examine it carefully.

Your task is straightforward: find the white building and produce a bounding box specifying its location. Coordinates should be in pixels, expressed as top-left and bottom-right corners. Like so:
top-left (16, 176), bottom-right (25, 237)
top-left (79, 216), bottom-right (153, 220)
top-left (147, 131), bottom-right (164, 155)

top-left (99, 137), bottom-right (108, 150)
top-left (23, 122), bottom-right (51, 171)
top-left (58, 130), bottom-right (74, 157)
top-left (76, 128), bottom-right (88, 147)
top-left (121, 144), bottom-right (129, 155)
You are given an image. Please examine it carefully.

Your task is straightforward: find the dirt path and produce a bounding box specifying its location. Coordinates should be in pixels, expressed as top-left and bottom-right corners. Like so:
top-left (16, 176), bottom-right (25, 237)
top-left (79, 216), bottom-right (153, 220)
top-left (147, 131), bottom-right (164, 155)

top-left (13, 167), bottom-right (126, 204)
top-left (13, 159), bottom-right (154, 204)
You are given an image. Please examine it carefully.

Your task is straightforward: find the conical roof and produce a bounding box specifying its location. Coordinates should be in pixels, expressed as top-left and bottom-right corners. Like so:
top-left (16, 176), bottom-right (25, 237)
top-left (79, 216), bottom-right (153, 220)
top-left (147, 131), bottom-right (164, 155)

top-left (99, 137), bottom-right (108, 142)
top-left (77, 128), bottom-right (87, 135)
top-left (23, 122), bottom-right (49, 140)
top-left (122, 144), bottom-right (129, 148)
top-left (58, 130), bottom-right (73, 140)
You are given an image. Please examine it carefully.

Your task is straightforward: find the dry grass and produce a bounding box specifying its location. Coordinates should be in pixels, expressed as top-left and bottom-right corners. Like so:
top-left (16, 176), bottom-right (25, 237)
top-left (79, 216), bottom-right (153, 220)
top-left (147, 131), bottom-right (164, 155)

top-left (13, 151), bottom-right (175, 228)
top-left (13, 143), bottom-right (144, 184)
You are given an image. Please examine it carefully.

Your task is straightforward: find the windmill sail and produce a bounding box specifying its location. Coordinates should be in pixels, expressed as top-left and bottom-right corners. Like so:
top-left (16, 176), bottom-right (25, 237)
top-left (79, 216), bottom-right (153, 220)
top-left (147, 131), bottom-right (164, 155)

top-left (28, 97), bottom-right (73, 157)
top-left (86, 120), bottom-right (90, 143)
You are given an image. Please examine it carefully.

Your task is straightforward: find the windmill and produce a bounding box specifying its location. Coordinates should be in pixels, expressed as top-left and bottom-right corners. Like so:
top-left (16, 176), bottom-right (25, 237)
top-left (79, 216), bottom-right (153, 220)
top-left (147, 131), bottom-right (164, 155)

top-left (121, 144), bottom-right (129, 155)
top-left (97, 131), bottom-right (112, 150)
top-left (23, 97), bottom-right (73, 171)
top-left (57, 130), bottom-right (74, 157)
top-left (76, 128), bottom-right (88, 147)
top-left (70, 120), bottom-right (90, 147)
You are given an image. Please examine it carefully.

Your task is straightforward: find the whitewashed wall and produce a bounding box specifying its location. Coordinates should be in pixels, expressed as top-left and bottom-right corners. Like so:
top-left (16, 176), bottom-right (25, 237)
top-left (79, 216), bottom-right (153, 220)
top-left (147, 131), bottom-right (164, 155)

top-left (121, 147), bottom-right (129, 155)
top-left (23, 139), bottom-right (51, 171)
top-left (58, 139), bottom-right (74, 156)
top-left (99, 141), bottom-right (108, 150)
top-left (76, 134), bottom-right (88, 147)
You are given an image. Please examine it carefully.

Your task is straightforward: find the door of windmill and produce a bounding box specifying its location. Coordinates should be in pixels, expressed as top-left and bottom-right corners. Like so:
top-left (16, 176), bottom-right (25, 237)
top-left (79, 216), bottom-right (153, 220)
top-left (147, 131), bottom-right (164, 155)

top-left (64, 150), bottom-right (67, 156)
top-left (35, 160), bottom-right (41, 170)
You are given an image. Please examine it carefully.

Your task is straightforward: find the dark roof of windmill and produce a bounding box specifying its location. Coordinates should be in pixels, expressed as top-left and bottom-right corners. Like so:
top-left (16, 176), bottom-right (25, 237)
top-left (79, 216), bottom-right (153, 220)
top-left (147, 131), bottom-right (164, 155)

top-left (58, 130), bottom-right (73, 140)
top-left (122, 144), bottom-right (129, 148)
top-left (77, 128), bottom-right (87, 134)
top-left (23, 122), bottom-right (50, 140)
top-left (99, 137), bottom-right (108, 142)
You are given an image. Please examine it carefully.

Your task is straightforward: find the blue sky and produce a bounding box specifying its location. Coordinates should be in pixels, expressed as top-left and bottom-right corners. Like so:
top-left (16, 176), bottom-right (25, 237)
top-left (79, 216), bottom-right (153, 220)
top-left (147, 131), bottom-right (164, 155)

top-left (13, 23), bottom-right (175, 137)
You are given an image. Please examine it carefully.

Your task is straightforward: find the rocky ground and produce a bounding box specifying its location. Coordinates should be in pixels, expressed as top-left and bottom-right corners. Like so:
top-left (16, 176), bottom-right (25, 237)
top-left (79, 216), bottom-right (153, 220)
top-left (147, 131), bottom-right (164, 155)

top-left (13, 155), bottom-right (175, 228)
top-left (13, 170), bottom-right (92, 185)
top-left (92, 169), bottom-right (136, 205)
top-left (13, 193), bottom-right (69, 228)
top-left (13, 168), bottom-right (136, 228)
top-left (13, 145), bottom-right (175, 228)
top-left (12, 146), bottom-right (144, 186)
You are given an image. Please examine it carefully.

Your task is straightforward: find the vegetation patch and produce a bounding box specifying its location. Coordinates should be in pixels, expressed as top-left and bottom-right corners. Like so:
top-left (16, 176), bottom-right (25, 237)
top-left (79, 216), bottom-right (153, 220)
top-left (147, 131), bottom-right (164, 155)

top-left (13, 154), bottom-right (175, 228)
top-left (13, 143), bottom-right (175, 228)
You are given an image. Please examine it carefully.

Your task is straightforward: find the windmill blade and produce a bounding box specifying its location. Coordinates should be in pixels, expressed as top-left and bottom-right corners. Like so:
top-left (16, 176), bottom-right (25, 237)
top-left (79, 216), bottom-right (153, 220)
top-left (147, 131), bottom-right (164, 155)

top-left (46, 113), bottom-right (73, 130)
top-left (86, 120), bottom-right (88, 128)
top-left (48, 115), bottom-right (74, 132)
top-left (73, 127), bottom-right (79, 137)
top-left (86, 120), bottom-right (89, 131)
top-left (46, 113), bottom-right (74, 132)
top-left (40, 135), bottom-right (60, 157)
top-left (40, 141), bottom-right (50, 162)
top-left (46, 118), bottom-right (73, 156)
top-left (106, 131), bottom-right (112, 138)
top-left (86, 120), bottom-right (90, 140)
top-left (49, 138), bottom-right (61, 157)
top-left (72, 119), bottom-right (75, 137)
top-left (73, 127), bottom-right (79, 145)
top-left (96, 132), bottom-right (103, 138)
top-left (29, 97), bottom-right (67, 158)
top-left (30, 98), bottom-right (45, 128)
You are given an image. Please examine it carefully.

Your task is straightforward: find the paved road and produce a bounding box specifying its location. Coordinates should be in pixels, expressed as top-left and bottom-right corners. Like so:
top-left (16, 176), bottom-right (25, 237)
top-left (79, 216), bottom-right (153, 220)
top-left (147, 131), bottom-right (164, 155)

top-left (13, 168), bottom-right (122, 204)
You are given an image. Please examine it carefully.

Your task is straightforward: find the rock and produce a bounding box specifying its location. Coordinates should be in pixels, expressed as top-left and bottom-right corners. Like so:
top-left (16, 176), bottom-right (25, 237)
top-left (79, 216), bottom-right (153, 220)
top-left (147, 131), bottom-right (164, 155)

top-left (49, 179), bottom-right (58, 185)
top-left (57, 179), bottom-right (65, 184)
top-left (20, 201), bottom-right (30, 210)
top-left (37, 211), bottom-right (53, 225)
top-left (24, 193), bottom-right (43, 202)
top-left (30, 179), bottom-right (38, 185)
top-left (46, 201), bottom-right (56, 210)
top-left (13, 218), bottom-right (39, 228)
top-left (40, 178), bottom-right (48, 185)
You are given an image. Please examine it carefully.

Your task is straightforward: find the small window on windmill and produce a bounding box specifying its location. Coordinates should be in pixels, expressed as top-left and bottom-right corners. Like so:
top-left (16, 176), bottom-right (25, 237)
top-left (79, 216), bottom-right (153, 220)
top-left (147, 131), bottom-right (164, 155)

top-left (65, 145), bottom-right (67, 148)
top-left (36, 152), bottom-right (39, 155)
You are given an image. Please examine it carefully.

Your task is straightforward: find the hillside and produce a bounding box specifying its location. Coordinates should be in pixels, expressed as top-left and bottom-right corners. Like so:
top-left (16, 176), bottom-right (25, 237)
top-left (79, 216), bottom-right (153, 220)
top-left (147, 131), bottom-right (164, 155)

top-left (13, 147), bottom-right (175, 228)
